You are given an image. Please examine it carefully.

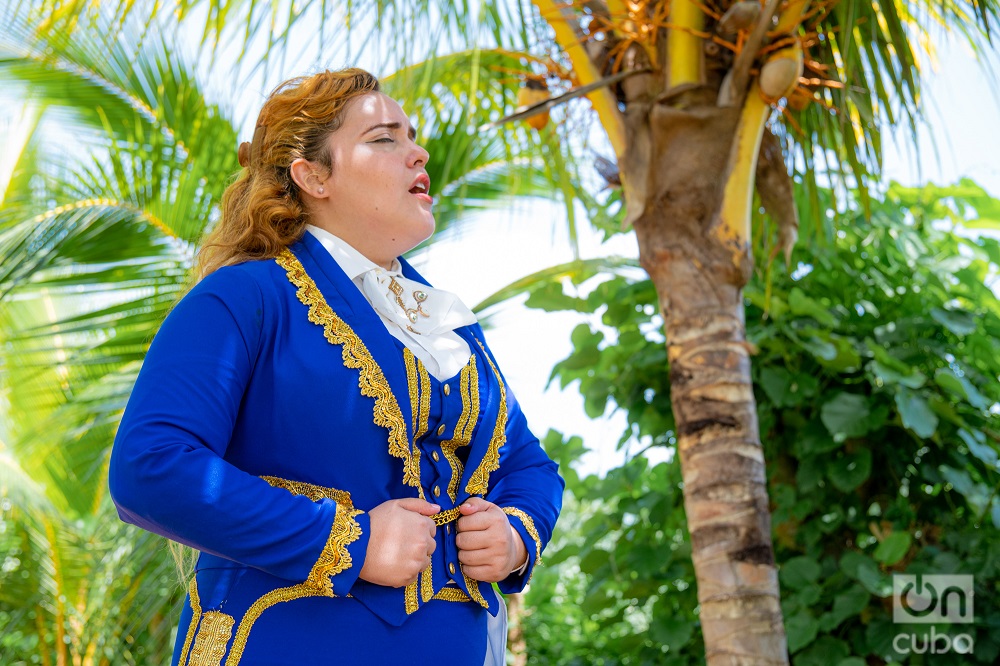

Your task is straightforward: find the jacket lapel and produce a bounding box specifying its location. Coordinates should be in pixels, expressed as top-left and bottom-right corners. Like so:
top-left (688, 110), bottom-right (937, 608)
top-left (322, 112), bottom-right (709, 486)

top-left (288, 234), bottom-right (416, 455)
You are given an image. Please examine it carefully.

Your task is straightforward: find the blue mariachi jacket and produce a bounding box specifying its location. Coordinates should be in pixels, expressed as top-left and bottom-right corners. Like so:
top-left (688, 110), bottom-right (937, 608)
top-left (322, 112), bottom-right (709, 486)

top-left (108, 232), bottom-right (563, 664)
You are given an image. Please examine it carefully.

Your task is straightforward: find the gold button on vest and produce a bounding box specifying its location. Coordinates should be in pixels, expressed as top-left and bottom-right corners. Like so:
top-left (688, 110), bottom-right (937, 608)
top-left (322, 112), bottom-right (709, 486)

top-left (436, 424), bottom-right (446, 436)
top-left (433, 485), bottom-right (441, 498)
top-left (443, 383), bottom-right (451, 396)
top-left (448, 562), bottom-right (456, 575)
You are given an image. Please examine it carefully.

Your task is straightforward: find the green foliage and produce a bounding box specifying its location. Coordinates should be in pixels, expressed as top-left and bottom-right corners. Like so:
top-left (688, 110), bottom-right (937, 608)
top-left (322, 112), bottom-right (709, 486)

top-left (0, 3), bottom-right (593, 662)
top-left (523, 181), bottom-right (1000, 664)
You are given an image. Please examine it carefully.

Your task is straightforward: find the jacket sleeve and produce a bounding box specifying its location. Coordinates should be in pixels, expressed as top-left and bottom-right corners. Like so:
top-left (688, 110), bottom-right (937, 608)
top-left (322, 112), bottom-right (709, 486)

top-left (477, 336), bottom-right (564, 593)
top-left (108, 266), bottom-right (369, 596)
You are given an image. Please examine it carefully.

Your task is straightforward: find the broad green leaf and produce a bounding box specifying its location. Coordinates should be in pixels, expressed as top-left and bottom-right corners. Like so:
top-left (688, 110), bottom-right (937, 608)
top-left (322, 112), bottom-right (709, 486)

top-left (785, 612), bottom-right (819, 653)
top-left (825, 585), bottom-right (869, 629)
top-left (868, 360), bottom-right (926, 389)
top-left (789, 287), bottom-right (839, 327)
top-left (934, 368), bottom-right (989, 409)
top-left (828, 449), bottom-right (873, 492)
top-left (794, 332), bottom-right (838, 361)
top-left (940, 465), bottom-right (991, 510)
top-left (894, 390), bottom-right (938, 438)
top-left (794, 636), bottom-right (851, 666)
top-left (780, 556), bottom-right (822, 589)
top-left (874, 531), bottom-right (912, 565)
top-left (930, 307), bottom-right (977, 336)
top-left (839, 551), bottom-right (890, 597)
top-left (836, 659), bottom-right (867, 666)
top-left (649, 616), bottom-right (694, 649)
top-left (958, 429), bottom-right (999, 469)
top-left (821, 392), bottom-right (872, 438)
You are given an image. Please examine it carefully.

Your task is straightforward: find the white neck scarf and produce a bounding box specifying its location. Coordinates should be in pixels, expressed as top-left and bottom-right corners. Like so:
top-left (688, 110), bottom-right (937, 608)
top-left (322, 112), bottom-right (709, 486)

top-left (360, 266), bottom-right (477, 337)
top-left (305, 226), bottom-right (478, 379)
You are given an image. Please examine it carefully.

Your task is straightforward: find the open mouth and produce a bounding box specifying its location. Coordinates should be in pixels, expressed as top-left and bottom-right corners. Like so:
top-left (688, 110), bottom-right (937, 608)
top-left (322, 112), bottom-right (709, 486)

top-left (409, 174), bottom-right (431, 198)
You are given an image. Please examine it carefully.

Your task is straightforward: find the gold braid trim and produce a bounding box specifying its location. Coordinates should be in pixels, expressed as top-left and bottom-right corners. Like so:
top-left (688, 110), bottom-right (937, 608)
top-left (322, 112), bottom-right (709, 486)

top-left (275, 249), bottom-right (418, 489)
top-left (305, 503), bottom-right (363, 594)
top-left (461, 567), bottom-right (491, 609)
top-left (261, 476), bottom-right (353, 507)
top-left (441, 358), bottom-right (477, 501)
top-left (178, 578), bottom-right (202, 665)
top-left (433, 587), bottom-right (472, 603)
top-left (502, 507), bottom-right (543, 568)
top-left (421, 562), bottom-right (435, 603)
top-left (405, 579), bottom-right (419, 614)
top-left (465, 341), bottom-right (507, 496)
top-left (188, 611), bottom-right (235, 666)
top-left (403, 349), bottom-right (428, 499)
top-left (225, 583), bottom-right (326, 666)
top-left (261, 476), bottom-right (363, 595)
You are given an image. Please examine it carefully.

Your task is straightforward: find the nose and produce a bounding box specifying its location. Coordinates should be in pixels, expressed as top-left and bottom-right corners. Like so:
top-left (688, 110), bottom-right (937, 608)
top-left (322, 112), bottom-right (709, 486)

top-left (409, 139), bottom-right (429, 167)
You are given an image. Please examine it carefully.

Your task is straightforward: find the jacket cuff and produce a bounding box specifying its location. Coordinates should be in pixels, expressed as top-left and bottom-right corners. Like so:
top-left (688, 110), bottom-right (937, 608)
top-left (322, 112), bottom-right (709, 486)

top-left (305, 504), bottom-right (369, 597)
top-left (498, 507), bottom-right (543, 592)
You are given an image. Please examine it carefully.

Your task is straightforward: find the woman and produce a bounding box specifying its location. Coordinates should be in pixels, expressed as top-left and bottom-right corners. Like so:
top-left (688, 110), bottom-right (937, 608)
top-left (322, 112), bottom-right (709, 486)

top-left (108, 68), bottom-right (563, 666)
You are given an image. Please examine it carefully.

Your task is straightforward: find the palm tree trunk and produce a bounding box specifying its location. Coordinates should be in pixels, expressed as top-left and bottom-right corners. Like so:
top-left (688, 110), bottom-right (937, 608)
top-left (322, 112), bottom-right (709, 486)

top-left (627, 100), bottom-right (788, 665)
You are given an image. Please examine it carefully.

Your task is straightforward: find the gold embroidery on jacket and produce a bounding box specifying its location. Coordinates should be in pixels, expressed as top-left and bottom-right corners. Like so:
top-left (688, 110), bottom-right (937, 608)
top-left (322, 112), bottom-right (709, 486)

top-left (465, 341), bottom-right (507, 496)
top-left (441, 358), bottom-right (478, 501)
top-left (188, 611), bottom-right (236, 666)
top-left (261, 476), bottom-right (352, 506)
top-left (405, 579), bottom-right (419, 614)
top-left (221, 476), bottom-right (366, 664)
top-left (461, 567), bottom-right (491, 609)
top-left (276, 249), bottom-right (419, 489)
top-left (433, 587), bottom-right (472, 602)
top-left (306, 503), bottom-right (363, 594)
top-left (261, 476), bottom-right (363, 594)
top-left (421, 562), bottom-right (434, 603)
top-left (226, 584), bottom-right (328, 665)
top-left (178, 577), bottom-right (202, 666)
top-left (403, 349), bottom-right (429, 499)
top-left (502, 507), bottom-right (544, 576)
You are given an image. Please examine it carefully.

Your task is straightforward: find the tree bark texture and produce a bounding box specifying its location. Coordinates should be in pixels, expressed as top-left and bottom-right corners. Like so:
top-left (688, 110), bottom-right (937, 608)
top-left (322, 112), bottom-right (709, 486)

top-left (626, 98), bottom-right (789, 665)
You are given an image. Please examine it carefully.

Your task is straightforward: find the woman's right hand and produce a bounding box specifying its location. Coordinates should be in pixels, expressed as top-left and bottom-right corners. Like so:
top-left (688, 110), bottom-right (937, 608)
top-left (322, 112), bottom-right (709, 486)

top-left (358, 498), bottom-right (439, 588)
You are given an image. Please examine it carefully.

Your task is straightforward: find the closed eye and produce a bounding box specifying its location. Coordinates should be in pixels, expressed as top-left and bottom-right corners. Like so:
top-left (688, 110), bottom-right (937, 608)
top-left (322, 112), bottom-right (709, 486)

top-left (371, 137), bottom-right (394, 143)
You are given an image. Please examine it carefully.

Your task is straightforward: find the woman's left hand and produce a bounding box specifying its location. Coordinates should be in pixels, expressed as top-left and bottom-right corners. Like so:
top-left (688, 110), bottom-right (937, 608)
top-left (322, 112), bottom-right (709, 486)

top-left (455, 497), bottom-right (528, 583)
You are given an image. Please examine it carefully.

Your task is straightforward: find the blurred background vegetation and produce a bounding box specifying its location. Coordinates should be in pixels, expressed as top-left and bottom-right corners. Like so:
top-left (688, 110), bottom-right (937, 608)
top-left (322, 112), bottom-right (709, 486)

top-left (1, 0), bottom-right (999, 664)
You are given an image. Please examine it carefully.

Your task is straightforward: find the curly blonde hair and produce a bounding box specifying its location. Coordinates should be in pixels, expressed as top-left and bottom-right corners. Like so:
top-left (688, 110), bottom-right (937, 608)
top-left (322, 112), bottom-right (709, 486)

top-left (196, 68), bottom-right (381, 278)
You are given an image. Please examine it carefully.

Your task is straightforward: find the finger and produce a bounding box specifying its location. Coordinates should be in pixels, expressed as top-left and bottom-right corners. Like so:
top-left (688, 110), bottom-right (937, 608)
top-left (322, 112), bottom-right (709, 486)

top-left (459, 497), bottom-right (492, 515)
top-left (456, 511), bottom-right (497, 533)
top-left (460, 564), bottom-right (499, 582)
top-left (398, 498), bottom-right (441, 515)
top-left (455, 530), bottom-right (492, 552)
top-left (457, 547), bottom-right (495, 567)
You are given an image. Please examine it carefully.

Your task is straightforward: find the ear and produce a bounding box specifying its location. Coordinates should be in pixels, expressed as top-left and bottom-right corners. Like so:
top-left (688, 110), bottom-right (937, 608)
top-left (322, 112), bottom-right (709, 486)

top-left (290, 158), bottom-right (330, 199)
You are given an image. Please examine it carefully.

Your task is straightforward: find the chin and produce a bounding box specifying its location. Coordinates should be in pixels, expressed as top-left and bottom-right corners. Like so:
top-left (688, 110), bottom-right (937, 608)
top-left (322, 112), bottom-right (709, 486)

top-left (417, 215), bottom-right (436, 242)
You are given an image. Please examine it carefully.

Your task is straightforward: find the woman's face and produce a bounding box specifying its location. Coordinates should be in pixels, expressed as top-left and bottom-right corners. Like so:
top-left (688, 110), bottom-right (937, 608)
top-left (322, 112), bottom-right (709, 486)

top-left (316, 92), bottom-right (434, 266)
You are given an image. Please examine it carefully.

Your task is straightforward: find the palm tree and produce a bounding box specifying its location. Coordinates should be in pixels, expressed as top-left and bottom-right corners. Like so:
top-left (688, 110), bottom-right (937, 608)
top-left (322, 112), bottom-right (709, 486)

top-left (0, 3), bottom-right (587, 661)
top-left (488, 2), bottom-right (999, 662)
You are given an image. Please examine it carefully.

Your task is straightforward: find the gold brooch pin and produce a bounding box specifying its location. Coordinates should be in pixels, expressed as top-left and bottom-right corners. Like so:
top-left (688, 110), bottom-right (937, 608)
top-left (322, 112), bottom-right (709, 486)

top-left (388, 277), bottom-right (430, 330)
